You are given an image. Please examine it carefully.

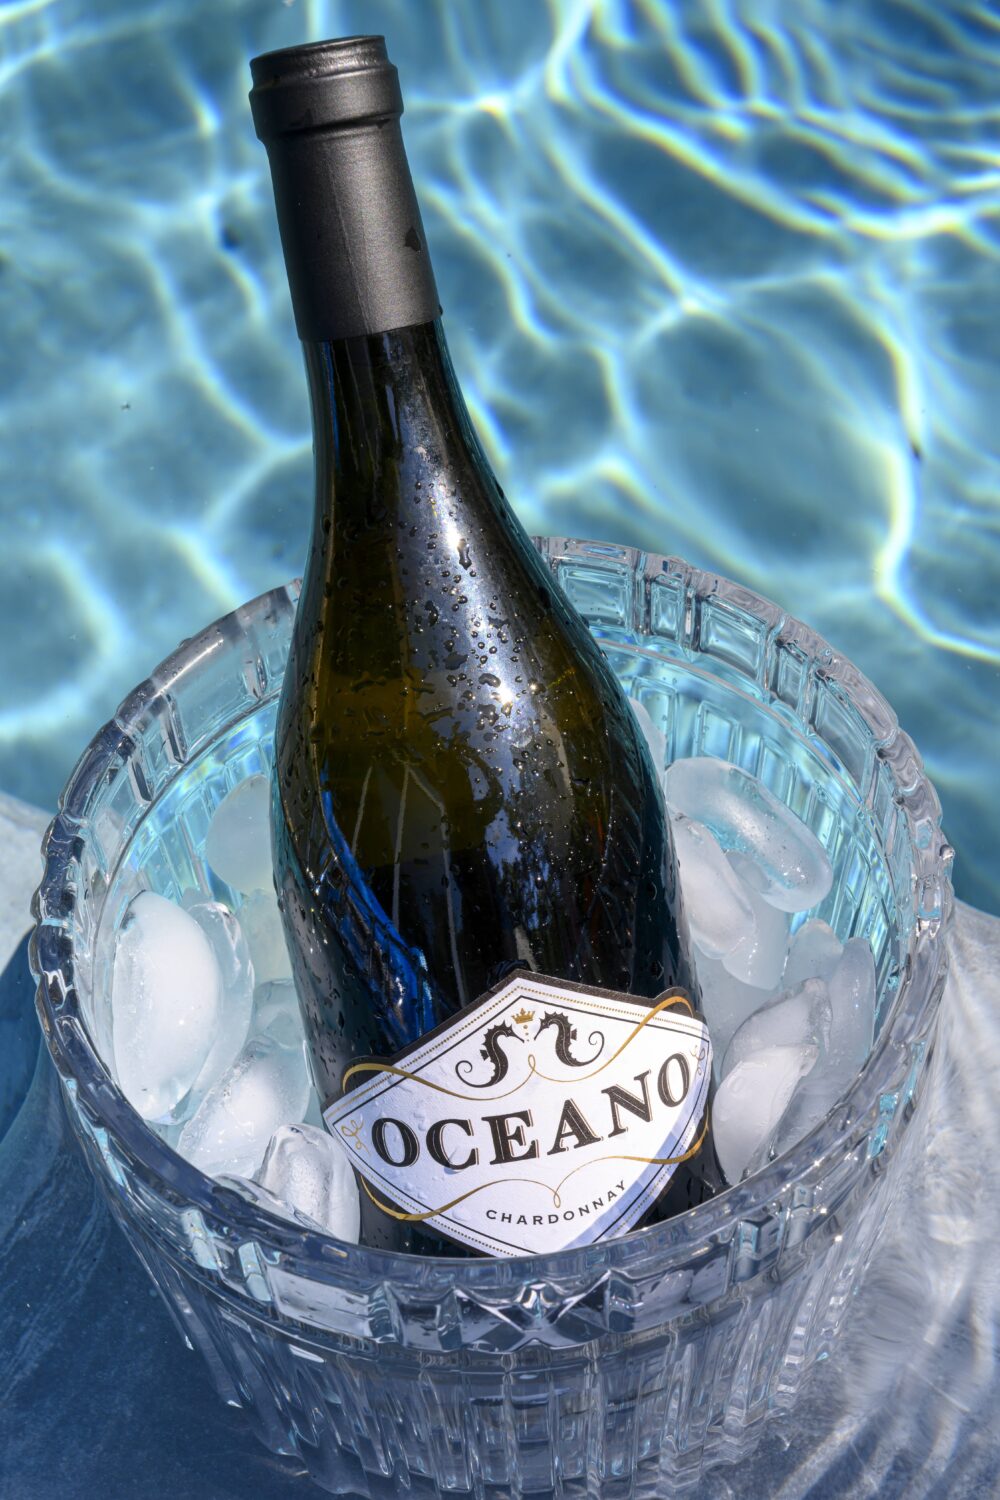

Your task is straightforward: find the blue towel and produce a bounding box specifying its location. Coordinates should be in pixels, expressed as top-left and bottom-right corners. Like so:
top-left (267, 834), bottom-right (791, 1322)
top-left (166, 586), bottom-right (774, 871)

top-left (0, 937), bottom-right (304, 1499)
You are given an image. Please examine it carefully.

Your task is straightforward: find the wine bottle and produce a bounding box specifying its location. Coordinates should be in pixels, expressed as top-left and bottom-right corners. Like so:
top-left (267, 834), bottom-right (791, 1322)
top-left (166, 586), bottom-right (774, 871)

top-left (250, 35), bottom-right (722, 1257)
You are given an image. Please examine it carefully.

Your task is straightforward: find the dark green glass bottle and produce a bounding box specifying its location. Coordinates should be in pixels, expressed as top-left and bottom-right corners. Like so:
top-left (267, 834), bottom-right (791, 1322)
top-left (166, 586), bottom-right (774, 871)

top-left (250, 36), bottom-right (721, 1257)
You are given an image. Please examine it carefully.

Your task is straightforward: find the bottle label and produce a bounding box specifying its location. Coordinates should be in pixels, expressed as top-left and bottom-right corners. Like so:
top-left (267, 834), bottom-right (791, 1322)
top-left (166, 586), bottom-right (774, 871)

top-left (324, 972), bottom-right (711, 1257)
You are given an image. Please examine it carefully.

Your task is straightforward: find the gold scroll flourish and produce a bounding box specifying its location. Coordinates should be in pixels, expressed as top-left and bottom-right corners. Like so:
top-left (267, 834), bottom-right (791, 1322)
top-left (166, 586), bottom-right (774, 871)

top-left (360, 1174), bottom-right (559, 1223)
top-left (553, 1108), bottom-right (712, 1191)
top-left (341, 1059), bottom-right (531, 1102)
top-left (358, 1107), bottom-right (712, 1224)
top-left (529, 990), bottom-right (697, 1083)
top-left (341, 989), bottom-right (698, 1099)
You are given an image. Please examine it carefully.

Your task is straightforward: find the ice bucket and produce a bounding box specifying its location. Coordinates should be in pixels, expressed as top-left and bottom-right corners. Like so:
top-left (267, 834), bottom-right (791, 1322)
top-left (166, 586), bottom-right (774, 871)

top-left (31, 537), bottom-right (952, 1496)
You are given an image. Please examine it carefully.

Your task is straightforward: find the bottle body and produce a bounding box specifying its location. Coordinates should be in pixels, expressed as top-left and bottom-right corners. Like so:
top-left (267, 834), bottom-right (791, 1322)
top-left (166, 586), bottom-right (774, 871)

top-left (253, 37), bottom-right (722, 1257)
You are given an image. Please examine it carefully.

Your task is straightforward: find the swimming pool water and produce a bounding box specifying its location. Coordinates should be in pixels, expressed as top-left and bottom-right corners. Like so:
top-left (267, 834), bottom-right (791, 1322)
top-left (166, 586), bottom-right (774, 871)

top-left (1, 0), bottom-right (998, 912)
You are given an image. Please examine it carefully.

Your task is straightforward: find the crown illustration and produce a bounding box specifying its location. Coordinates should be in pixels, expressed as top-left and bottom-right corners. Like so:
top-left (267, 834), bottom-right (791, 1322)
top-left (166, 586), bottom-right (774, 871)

top-left (512, 1007), bottom-right (535, 1026)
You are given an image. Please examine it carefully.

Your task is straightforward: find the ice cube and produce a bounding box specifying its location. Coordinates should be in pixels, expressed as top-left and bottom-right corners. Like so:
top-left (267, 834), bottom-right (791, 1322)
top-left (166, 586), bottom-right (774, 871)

top-left (252, 978), bottom-right (305, 1051)
top-left (783, 918), bottom-right (843, 989)
top-left (723, 978), bottom-right (831, 1079)
top-left (183, 901), bottom-right (255, 1102)
top-left (772, 939), bottom-right (877, 1154)
top-left (628, 696), bottom-right (667, 778)
top-left (239, 889), bottom-right (293, 985)
top-left (771, 1068), bottom-right (838, 1156)
top-left (671, 815), bottom-right (756, 959)
top-left (204, 774), bottom-right (273, 895)
top-left (713, 1043), bottom-right (818, 1185)
top-left (828, 937), bottom-right (877, 1072)
top-left (111, 892), bottom-right (222, 1121)
top-left (694, 951), bottom-right (780, 1072)
top-left (215, 1173), bottom-right (327, 1233)
top-left (255, 1123), bottom-right (360, 1244)
top-left (176, 1033), bottom-right (312, 1180)
top-left (721, 852), bottom-right (791, 990)
top-left (303, 1090), bottom-right (326, 1129)
top-left (663, 758), bottom-right (833, 913)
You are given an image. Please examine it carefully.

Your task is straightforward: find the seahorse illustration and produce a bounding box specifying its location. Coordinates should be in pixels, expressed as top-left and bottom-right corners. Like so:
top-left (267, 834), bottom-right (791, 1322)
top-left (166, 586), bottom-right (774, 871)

top-left (455, 1021), bottom-right (521, 1088)
top-left (534, 1011), bottom-right (603, 1067)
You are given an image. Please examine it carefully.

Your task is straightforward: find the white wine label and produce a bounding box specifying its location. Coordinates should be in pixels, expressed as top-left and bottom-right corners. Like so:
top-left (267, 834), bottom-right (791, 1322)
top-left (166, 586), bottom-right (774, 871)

top-left (324, 973), bottom-right (711, 1257)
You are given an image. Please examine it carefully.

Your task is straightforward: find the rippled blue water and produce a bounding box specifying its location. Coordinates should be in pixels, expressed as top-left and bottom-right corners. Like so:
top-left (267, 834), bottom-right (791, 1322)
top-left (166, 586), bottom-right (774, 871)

top-left (1, 0), bottom-right (998, 911)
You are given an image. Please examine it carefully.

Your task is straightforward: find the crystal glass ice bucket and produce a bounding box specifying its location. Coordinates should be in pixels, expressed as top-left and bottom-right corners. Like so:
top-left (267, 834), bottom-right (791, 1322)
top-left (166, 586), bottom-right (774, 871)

top-left (32, 539), bottom-right (952, 1496)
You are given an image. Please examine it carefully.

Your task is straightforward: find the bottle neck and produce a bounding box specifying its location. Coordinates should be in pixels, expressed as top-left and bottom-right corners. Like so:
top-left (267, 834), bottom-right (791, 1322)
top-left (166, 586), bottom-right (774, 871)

top-left (303, 320), bottom-right (495, 541)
